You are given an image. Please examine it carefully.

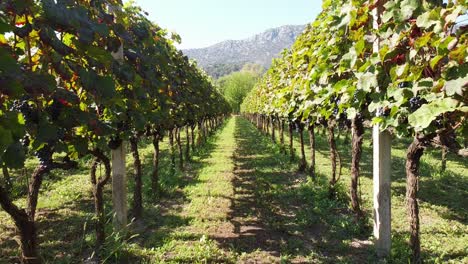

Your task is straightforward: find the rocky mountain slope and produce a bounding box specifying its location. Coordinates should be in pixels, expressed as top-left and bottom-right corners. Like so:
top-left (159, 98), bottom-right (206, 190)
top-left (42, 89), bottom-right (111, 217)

top-left (183, 25), bottom-right (305, 78)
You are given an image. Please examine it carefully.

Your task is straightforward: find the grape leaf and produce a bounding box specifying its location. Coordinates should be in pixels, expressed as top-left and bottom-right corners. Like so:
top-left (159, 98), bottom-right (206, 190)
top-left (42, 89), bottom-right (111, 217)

top-left (445, 77), bottom-right (467, 96)
top-left (408, 98), bottom-right (459, 131)
top-left (3, 142), bottom-right (25, 169)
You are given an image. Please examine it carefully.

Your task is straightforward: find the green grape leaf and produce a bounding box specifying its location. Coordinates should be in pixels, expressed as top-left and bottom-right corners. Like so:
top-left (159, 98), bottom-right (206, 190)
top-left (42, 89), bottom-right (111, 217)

top-left (0, 126), bottom-right (13, 155)
top-left (338, 3), bottom-right (354, 28)
top-left (78, 68), bottom-right (97, 92)
top-left (449, 46), bottom-right (467, 63)
top-left (0, 47), bottom-right (20, 74)
top-left (37, 120), bottom-right (59, 143)
top-left (430, 55), bottom-right (443, 70)
top-left (437, 36), bottom-right (456, 55)
top-left (342, 47), bottom-right (357, 68)
top-left (0, 21), bottom-right (13, 33)
top-left (415, 32), bottom-right (433, 49)
top-left (409, 98), bottom-right (459, 131)
top-left (355, 39), bottom-right (365, 56)
top-left (416, 10), bottom-right (438, 29)
top-left (85, 46), bottom-right (114, 67)
top-left (445, 77), bottom-right (468, 96)
top-left (95, 76), bottom-right (116, 100)
top-left (3, 142), bottom-right (25, 169)
top-left (68, 138), bottom-right (88, 158)
top-left (400, 0), bottom-right (419, 20)
top-left (77, 27), bottom-right (94, 45)
top-left (347, 107), bottom-right (357, 120)
top-left (382, 11), bottom-right (395, 24)
top-left (357, 72), bottom-right (378, 92)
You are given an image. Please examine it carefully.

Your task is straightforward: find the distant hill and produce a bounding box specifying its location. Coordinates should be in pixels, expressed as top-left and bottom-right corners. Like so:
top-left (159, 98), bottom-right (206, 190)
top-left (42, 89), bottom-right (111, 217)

top-left (183, 25), bottom-right (305, 78)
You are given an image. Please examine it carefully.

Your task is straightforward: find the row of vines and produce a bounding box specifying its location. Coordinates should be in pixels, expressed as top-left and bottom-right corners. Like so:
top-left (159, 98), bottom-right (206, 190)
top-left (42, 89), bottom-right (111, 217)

top-left (241, 0), bottom-right (466, 263)
top-left (0, 0), bottom-right (230, 263)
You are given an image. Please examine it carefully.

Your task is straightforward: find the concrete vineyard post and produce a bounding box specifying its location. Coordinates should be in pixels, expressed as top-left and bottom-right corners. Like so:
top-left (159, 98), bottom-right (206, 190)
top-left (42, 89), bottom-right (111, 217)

top-left (109, 4), bottom-right (128, 230)
top-left (372, 0), bottom-right (391, 257)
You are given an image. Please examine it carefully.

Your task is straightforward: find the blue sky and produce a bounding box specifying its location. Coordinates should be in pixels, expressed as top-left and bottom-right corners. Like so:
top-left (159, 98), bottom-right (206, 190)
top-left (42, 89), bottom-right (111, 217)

top-left (130, 0), bottom-right (322, 49)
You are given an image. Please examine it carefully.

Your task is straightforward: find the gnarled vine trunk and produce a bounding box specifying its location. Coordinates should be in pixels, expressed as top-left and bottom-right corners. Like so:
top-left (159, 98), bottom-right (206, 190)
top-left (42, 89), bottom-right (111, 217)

top-left (176, 128), bottom-right (184, 169)
top-left (204, 119), bottom-right (209, 138)
top-left (152, 133), bottom-right (160, 197)
top-left (130, 136), bottom-right (142, 220)
top-left (197, 121), bottom-right (204, 145)
top-left (271, 117), bottom-right (276, 142)
top-left (185, 126), bottom-right (190, 161)
top-left (441, 146), bottom-right (447, 172)
top-left (22, 165), bottom-right (53, 264)
top-left (308, 124), bottom-right (316, 180)
top-left (89, 148), bottom-right (111, 254)
top-left (190, 125), bottom-right (196, 152)
top-left (0, 183), bottom-right (39, 264)
top-left (280, 120), bottom-right (285, 154)
top-left (328, 120), bottom-right (338, 198)
top-left (90, 161), bottom-right (103, 249)
top-left (0, 158), bottom-right (75, 263)
top-left (289, 123), bottom-right (294, 161)
top-left (406, 137), bottom-right (427, 264)
top-left (298, 125), bottom-right (307, 172)
top-left (169, 128), bottom-right (176, 169)
top-left (351, 116), bottom-right (364, 218)
top-left (2, 166), bottom-right (12, 193)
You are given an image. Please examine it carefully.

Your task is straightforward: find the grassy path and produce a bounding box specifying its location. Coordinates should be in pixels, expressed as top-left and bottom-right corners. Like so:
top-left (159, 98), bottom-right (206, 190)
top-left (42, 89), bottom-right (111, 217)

top-left (136, 116), bottom-right (373, 263)
top-left (127, 117), bottom-right (238, 263)
top-left (140, 116), bottom-right (466, 263)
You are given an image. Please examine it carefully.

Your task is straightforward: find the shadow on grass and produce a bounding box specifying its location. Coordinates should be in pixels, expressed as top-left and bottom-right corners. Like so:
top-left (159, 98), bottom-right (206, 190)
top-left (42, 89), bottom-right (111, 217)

top-left (357, 137), bottom-right (467, 224)
top-left (122, 122), bottom-right (230, 262)
top-left (297, 127), bottom-right (468, 225)
top-left (213, 117), bottom-right (375, 263)
top-left (281, 125), bottom-right (467, 262)
top-left (0, 123), bottom-right (228, 264)
top-left (0, 165), bottom-right (99, 263)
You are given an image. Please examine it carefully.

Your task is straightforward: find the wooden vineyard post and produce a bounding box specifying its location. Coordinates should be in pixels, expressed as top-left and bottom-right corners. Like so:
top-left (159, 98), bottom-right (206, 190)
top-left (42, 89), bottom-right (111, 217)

top-left (372, 0), bottom-right (391, 257)
top-left (109, 4), bottom-right (128, 230)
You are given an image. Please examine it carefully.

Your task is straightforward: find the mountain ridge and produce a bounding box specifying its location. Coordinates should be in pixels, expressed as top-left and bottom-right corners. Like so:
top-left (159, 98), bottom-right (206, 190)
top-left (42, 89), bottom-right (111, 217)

top-left (183, 25), bottom-right (306, 78)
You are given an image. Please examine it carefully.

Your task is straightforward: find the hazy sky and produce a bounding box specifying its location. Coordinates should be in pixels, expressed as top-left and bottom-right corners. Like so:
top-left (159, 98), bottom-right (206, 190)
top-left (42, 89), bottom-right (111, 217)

top-left (130, 0), bottom-right (322, 49)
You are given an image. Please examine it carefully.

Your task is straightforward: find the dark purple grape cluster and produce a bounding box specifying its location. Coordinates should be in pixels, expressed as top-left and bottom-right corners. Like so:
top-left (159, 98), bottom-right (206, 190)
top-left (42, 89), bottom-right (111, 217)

top-left (108, 137), bottom-right (122, 150)
top-left (409, 97), bottom-right (426, 112)
top-left (48, 100), bottom-right (63, 121)
top-left (57, 128), bottom-right (65, 141)
top-left (432, 117), bottom-right (444, 128)
top-left (11, 100), bottom-right (39, 124)
top-left (382, 107), bottom-right (391, 117)
top-left (21, 135), bottom-right (30, 147)
top-left (332, 107), bottom-right (339, 116)
top-left (35, 146), bottom-right (53, 166)
top-left (398, 82), bottom-right (411, 88)
top-left (353, 92), bottom-right (359, 103)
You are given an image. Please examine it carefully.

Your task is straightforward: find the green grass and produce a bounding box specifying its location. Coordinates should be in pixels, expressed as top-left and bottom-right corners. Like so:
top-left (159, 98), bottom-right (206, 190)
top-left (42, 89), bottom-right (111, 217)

top-left (124, 117), bottom-right (239, 263)
top-left (0, 123), bottom-right (231, 263)
top-left (0, 116), bottom-right (466, 263)
top-left (270, 121), bottom-right (467, 263)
